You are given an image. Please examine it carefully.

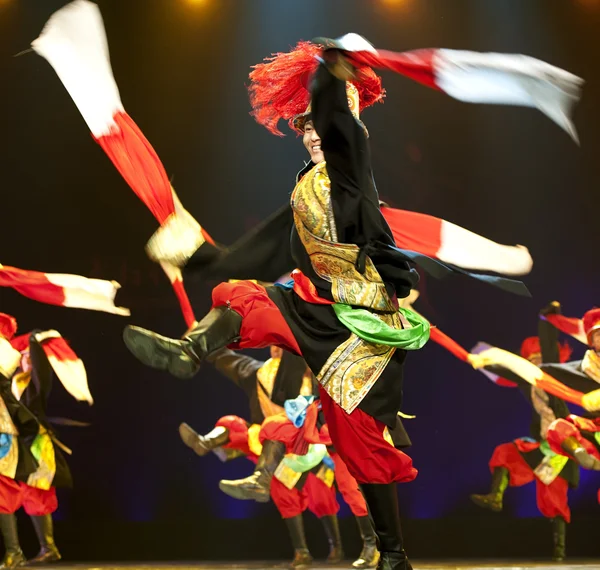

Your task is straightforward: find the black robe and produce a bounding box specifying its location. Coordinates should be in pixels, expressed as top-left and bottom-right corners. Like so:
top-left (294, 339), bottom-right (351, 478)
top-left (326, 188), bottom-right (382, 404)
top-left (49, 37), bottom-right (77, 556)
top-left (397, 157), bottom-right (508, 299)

top-left (183, 63), bottom-right (419, 427)
top-left (22, 333), bottom-right (73, 488)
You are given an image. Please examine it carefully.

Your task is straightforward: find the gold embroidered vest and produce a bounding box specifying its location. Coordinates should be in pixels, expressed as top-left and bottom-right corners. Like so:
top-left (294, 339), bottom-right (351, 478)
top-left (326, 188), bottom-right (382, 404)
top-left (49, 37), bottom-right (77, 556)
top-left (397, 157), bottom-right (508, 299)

top-left (291, 161), bottom-right (396, 313)
top-left (291, 161), bottom-right (402, 414)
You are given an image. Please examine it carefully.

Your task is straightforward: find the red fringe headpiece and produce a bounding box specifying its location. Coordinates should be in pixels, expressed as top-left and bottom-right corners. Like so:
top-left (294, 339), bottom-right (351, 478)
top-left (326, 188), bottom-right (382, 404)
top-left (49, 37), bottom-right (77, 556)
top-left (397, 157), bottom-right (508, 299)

top-left (520, 336), bottom-right (572, 363)
top-left (248, 41), bottom-right (385, 136)
top-left (583, 308), bottom-right (600, 344)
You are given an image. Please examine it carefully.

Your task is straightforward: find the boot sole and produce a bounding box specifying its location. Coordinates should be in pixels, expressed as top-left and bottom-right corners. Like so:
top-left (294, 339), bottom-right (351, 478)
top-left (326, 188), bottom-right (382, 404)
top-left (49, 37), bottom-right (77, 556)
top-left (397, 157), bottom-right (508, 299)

top-left (218, 481), bottom-right (270, 502)
top-left (123, 326), bottom-right (198, 379)
top-left (27, 554), bottom-right (62, 565)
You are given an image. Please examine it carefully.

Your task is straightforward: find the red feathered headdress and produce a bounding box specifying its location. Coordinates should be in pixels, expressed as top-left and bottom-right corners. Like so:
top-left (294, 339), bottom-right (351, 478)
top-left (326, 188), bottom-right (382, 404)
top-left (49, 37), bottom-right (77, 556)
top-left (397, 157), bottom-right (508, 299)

top-left (520, 336), bottom-right (572, 363)
top-left (248, 41), bottom-right (384, 136)
top-left (583, 308), bottom-right (600, 344)
top-left (520, 337), bottom-right (541, 361)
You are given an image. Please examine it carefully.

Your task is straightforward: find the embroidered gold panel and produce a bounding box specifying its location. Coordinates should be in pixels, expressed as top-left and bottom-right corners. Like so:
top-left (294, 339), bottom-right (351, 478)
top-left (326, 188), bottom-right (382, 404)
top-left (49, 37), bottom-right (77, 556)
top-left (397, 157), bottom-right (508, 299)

top-left (317, 310), bottom-right (401, 413)
top-left (274, 461), bottom-right (302, 490)
top-left (0, 396), bottom-right (17, 437)
top-left (316, 464), bottom-right (335, 487)
top-left (257, 357), bottom-right (286, 418)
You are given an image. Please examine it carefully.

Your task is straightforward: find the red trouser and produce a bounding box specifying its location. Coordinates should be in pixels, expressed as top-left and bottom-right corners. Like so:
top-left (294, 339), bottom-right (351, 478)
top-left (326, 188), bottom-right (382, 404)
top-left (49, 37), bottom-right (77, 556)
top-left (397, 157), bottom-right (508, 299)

top-left (330, 451), bottom-right (369, 517)
top-left (212, 280), bottom-right (417, 485)
top-left (215, 415), bottom-right (339, 519)
top-left (489, 442), bottom-right (570, 522)
top-left (0, 475), bottom-right (58, 516)
top-left (271, 474), bottom-right (339, 519)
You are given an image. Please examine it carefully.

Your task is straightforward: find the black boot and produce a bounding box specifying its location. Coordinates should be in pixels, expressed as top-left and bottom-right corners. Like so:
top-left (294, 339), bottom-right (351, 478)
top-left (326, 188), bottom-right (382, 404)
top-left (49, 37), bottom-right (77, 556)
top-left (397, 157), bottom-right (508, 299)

top-left (470, 467), bottom-right (509, 512)
top-left (0, 514), bottom-right (25, 569)
top-left (123, 305), bottom-right (242, 379)
top-left (285, 515), bottom-right (313, 568)
top-left (359, 484), bottom-right (412, 570)
top-left (353, 515), bottom-right (379, 569)
top-left (27, 515), bottom-right (61, 565)
top-left (219, 440), bottom-right (286, 502)
top-left (179, 423), bottom-right (230, 457)
top-left (562, 436), bottom-right (600, 470)
top-left (552, 517), bottom-right (566, 562)
top-left (321, 515), bottom-right (344, 563)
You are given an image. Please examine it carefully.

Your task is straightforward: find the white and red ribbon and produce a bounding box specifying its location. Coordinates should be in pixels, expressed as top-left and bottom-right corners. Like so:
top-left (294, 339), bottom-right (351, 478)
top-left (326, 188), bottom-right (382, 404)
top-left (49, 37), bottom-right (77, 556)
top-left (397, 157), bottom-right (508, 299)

top-left (11, 330), bottom-right (92, 404)
top-left (32, 0), bottom-right (207, 327)
top-left (335, 33), bottom-right (583, 142)
top-left (543, 313), bottom-right (587, 346)
top-left (0, 264), bottom-right (129, 316)
top-left (381, 207), bottom-right (533, 276)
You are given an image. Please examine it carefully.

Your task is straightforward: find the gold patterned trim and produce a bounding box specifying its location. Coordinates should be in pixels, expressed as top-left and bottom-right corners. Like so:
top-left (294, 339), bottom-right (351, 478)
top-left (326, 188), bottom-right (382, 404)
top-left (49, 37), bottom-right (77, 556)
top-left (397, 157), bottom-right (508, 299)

top-left (256, 358), bottom-right (286, 418)
top-left (316, 463), bottom-right (335, 487)
top-left (291, 162), bottom-right (395, 312)
top-left (292, 162), bottom-right (338, 242)
top-left (274, 461), bottom-right (302, 490)
top-left (318, 328), bottom-right (397, 414)
top-left (0, 397), bottom-right (18, 437)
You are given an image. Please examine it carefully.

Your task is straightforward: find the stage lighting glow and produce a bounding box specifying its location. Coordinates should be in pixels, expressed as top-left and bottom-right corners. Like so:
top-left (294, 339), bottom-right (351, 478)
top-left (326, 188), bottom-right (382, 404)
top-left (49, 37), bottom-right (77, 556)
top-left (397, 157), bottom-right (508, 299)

top-left (377, 0), bottom-right (415, 12)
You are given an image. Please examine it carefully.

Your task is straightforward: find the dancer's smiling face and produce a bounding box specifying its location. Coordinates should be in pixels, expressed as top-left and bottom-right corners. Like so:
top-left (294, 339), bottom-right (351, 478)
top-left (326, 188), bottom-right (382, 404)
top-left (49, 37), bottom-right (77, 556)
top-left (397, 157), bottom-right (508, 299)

top-left (270, 346), bottom-right (283, 359)
top-left (303, 121), bottom-right (324, 164)
top-left (20, 351), bottom-right (31, 373)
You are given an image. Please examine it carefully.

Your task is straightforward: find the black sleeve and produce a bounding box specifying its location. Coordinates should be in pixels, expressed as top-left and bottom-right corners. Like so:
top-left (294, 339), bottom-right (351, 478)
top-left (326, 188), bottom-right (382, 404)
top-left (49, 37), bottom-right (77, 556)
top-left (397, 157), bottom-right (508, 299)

top-left (25, 334), bottom-right (52, 420)
top-left (206, 348), bottom-right (263, 396)
top-left (540, 362), bottom-right (599, 394)
top-left (538, 305), bottom-right (561, 364)
top-left (310, 62), bottom-right (372, 200)
top-left (183, 203), bottom-right (296, 283)
top-left (537, 313), bottom-right (571, 418)
top-left (486, 361), bottom-right (599, 394)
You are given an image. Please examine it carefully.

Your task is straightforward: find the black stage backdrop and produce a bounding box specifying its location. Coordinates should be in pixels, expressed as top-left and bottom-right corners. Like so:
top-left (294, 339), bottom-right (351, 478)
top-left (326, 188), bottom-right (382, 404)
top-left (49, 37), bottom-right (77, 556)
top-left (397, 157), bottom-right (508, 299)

top-left (0, 0), bottom-right (598, 561)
